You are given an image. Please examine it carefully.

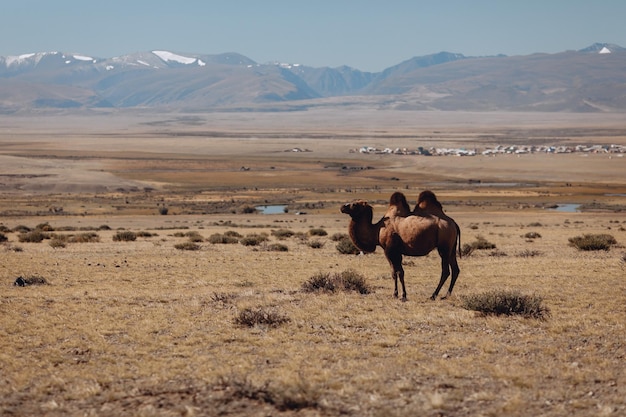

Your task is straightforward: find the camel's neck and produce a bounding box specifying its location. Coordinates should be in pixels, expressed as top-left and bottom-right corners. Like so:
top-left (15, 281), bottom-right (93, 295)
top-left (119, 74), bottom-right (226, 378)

top-left (348, 217), bottom-right (382, 253)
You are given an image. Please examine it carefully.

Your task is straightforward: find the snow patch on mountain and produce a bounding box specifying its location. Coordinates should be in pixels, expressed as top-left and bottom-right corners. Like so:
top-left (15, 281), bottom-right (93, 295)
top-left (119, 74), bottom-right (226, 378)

top-left (152, 50), bottom-right (205, 66)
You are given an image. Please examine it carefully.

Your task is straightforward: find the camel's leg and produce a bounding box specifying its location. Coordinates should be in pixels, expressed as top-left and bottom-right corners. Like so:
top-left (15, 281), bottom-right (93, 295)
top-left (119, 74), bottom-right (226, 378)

top-left (442, 254), bottom-right (460, 299)
top-left (431, 248), bottom-right (451, 300)
top-left (386, 247), bottom-right (406, 300)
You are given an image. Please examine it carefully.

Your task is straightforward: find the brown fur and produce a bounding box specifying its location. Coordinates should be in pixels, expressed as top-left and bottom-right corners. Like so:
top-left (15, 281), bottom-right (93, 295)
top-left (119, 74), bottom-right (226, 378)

top-left (341, 193), bottom-right (461, 301)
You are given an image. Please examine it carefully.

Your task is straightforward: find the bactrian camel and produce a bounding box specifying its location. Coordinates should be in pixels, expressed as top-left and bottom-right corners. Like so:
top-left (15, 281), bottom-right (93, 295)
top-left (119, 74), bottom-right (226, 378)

top-left (341, 191), bottom-right (461, 301)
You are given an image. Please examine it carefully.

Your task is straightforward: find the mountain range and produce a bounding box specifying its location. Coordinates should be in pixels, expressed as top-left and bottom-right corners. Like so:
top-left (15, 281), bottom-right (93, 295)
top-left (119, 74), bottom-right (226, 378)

top-left (1, 43), bottom-right (625, 113)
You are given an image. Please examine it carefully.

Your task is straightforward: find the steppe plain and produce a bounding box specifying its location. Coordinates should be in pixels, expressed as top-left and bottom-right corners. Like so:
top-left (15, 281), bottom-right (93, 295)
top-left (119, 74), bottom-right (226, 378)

top-left (1, 109), bottom-right (625, 416)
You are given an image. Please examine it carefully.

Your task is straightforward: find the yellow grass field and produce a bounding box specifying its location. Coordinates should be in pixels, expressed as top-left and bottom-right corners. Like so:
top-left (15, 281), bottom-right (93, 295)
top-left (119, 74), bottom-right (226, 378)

top-left (1, 109), bottom-right (625, 416)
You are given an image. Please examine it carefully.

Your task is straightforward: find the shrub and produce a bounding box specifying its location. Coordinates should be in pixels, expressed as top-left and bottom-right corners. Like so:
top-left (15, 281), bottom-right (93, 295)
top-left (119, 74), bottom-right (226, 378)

top-left (308, 240), bottom-right (324, 249)
top-left (175, 242), bottom-right (201, 251)
top-left (240, 233), bottom-right (269, 246)
top-left (569, 234), bottom-right (617, 251)
top-left (113, 231), bottom-right (137, 242)
top-left (158, 206), bottom-right (169, 215)
top-left (49, 238), bottom-right (66, 249)
top-left (0, 232), bottom-right (7, 243)
top-left (185, 231), bottom-right (204, 242)
top-left (266, 243), bottom-right (289, 252)
top-left (234, 307), bottom-right (290, 328)
top-left (12, 225), bottom-right (31, 233)
top-left (517, 249), bottom-right (542, 257)
top-left (36, 222), bottom-right (54, 231)
top-left (208, 233), bottom-right (239, 244)
top-left (330, 233), bottom-right (349, 242)
top-left (272, 229), bottom-right (295, 239)
top-left (309, 228), bottom-right (328, 237)
top-left (460, 243), bottom-right (476, 257)
top-left (224, 230), bottom-right (243, 238)
top-left (471, 235), bottom-right (497, 250)
top-left (523, 232), bottom-right (542, 239)
top-left (336, 238), bottom-right (360, 255)
top-left (240, 205), bottom-right (257, 214)
top-left (68, 232), bottom-right (100, 243)
top-left (302, 269), bottom-right (370, 294)
top-left (461, 290), bottom-right (549, 319)
top-left (18, 230), bottom-right (47, 243)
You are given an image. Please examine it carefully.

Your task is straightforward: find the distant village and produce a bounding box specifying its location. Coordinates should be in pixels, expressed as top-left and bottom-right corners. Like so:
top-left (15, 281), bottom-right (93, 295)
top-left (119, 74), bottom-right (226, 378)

top-left (350, 143), bottom-right (626, 157)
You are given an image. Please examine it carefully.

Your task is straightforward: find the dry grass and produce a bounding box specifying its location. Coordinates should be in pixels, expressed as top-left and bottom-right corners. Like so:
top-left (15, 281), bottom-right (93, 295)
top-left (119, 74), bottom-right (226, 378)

top-left (0, 111), bottom-right (625, 416)
top-left (1, 209), bottom-right (624, 416)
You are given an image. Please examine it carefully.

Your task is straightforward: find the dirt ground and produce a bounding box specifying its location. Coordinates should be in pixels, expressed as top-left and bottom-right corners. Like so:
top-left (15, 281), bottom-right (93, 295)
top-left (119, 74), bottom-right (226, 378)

top-left (1, 109), bottom-right (625, 416)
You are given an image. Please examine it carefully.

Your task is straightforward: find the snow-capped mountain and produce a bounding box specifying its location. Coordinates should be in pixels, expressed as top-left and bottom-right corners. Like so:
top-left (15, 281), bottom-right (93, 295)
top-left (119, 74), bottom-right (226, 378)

top-left (1, 44), bottom-right (625, 112)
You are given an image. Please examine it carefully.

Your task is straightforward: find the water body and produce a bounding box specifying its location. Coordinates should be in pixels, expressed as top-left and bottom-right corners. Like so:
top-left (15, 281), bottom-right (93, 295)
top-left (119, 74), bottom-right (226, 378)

top-left (551, 204), bottom-right (581, 213)
top-left (256, 205), bottom-right (287, 214)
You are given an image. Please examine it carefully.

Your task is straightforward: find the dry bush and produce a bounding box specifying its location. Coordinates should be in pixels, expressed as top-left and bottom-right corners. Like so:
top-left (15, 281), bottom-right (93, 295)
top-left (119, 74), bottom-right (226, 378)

top-left (18, 230), bottom-right (47, 243)
top-left (302, 269), bottom-right (370, 294)
top-left (330, 232), bottom-right (349, 242)
top-left (234, 307), bottom-right (290, 328)
top-left (517, 249), bottom-right (542, 257)
top-left (461, 290), bottom-right (550, 319)
top-left (49, 238), bottom-right (66, 249)
top-left (523, 231), bottom-right (542, 239)
top-left (185, 231), bottom-right (204, 242)
top-left (240, 233), bottom-right (269, 246)
top-left (568, 233), bottom-right (617, 251)
top-left (35, 222), bottom-right (54, 231)
top-left (113, 231), bottom-right (137, 242)
top-left (208, 233), bottom-right (240, 244)
top-left (265, 243), bottom-right (289, 252)
top-left (307, 240), bottom-right (324, 249)
top-left (336, 238), bottom-right (359, 255)
top-left (12, 225), bottom-right (31, 233)
top-left (471, 235), bottom-right (497, 250)
top-left (0, 232), bottom-right (7, 243)
top-left (308, 228), bottom-right (328, 237)
top-left (174, 242), bottom-right (201, 251)
top-left (68, 232), bottom-right (100, 243)
top-left (272, 229), bottom-right (295, 239)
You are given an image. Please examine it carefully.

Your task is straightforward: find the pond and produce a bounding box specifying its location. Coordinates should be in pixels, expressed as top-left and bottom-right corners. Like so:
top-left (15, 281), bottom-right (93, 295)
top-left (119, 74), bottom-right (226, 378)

top-left (256, 205), bottom-right (287, 214)
top-left (551, 204), bottom-right (581, 213)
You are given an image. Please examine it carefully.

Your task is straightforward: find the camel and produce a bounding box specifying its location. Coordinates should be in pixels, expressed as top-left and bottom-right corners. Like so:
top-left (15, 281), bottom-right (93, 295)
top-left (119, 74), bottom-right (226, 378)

top-left (341, 191), bottom-right (460, 301)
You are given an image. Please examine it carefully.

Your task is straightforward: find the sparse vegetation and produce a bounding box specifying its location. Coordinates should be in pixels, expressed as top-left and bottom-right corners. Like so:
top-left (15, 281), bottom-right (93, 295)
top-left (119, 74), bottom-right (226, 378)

top-left (234, 307), bottom-right (290, 328)
top-left (517, 249), bottom-right (543, 257)
top-left (272, 229), bottom-right (295, 239)
top-left (523, 231), bottom-right (542, 239)
top-left (308, 228), bottom-right (327, 237)
top-left (207, 233), bottom-right (240, 244)
top-left (461, 290), bottom-right (550, 319)
top-left (240, 233), bottom-right (269, 246)
top-left (18, 230), bottom-right (47, 243)
top-left (174, 241), bottom-right (201, 251)
top-left (113, 230), bottom-right (137, 242)
top-left (265, 243), bottom-right (288, 252)
top-left (302, 269), bottom-right (371, 294)
top-left (336, 237), bottom-right (360, 254)
top-left (307, 240), bottom-right (324, 249)
top-left (568, 233), bottom-right (617, 251)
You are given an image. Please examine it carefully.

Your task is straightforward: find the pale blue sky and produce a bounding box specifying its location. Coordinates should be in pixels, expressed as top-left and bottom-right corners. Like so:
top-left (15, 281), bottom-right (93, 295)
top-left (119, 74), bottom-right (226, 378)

top-left (2, 0), bottom-right (624, 72)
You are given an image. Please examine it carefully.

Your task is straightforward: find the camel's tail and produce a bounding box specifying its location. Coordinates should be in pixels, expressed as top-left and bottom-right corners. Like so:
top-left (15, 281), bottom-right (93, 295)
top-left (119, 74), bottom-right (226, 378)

top-left (456, 222), bottom-right (462, 259)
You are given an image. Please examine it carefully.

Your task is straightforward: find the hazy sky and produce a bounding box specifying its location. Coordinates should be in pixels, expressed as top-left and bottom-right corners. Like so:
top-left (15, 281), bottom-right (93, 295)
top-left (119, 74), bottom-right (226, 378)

top-left (2, 0), bottom-right (625, 72)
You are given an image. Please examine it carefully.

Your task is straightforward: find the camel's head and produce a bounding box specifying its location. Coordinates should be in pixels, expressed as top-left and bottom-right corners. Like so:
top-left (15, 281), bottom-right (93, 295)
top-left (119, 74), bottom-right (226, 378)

top-left (341, 200), bottom-right (373, 221)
